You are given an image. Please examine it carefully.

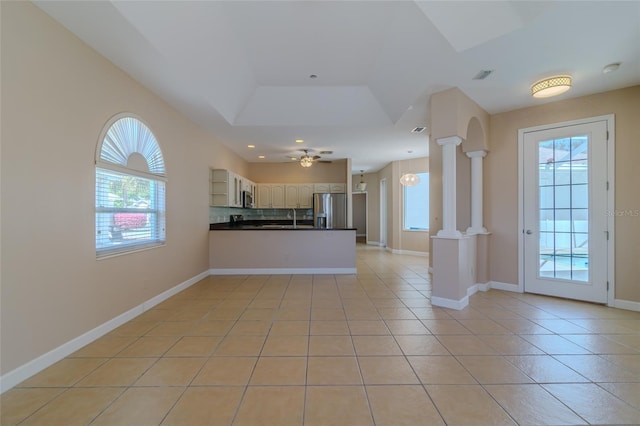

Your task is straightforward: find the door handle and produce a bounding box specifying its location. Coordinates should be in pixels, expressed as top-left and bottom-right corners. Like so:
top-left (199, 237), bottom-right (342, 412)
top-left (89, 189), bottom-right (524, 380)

top-left (526, 230), bottom-right (532, 235)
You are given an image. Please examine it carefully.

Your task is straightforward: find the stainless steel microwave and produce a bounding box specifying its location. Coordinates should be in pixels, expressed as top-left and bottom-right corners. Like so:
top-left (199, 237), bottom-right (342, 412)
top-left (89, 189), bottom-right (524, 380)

top-left (242, 191), bottom-right (254, 208)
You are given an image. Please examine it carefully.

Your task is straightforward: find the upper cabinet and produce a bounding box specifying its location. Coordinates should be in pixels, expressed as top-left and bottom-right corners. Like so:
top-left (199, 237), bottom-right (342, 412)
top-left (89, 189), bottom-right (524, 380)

top-left (257, 184), bottom-right (285, 208)
top-left (210, 169), bottom-right (254, 207)
top-left (314, 183), bottom-right (346, 193)
top-left (285, 184), bottom-right (313, 209)
top-left (214, 171), bottom-right (346, 209)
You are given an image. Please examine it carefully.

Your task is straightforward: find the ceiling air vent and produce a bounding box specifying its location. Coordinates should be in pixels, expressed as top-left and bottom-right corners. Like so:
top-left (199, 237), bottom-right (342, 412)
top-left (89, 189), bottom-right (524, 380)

top-left (319, 151), bottom-right (333, 155)
top-left (473, 70), bottom-right (493, 80)
top-left (411, 127), bottom-right (426, 133)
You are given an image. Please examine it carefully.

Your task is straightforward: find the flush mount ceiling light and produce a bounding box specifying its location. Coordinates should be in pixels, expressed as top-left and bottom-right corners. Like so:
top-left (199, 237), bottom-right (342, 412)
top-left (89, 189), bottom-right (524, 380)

top-left (531, 75), bottom-right (572, 98)
top-left (400, 173), bottom-right (420, 186)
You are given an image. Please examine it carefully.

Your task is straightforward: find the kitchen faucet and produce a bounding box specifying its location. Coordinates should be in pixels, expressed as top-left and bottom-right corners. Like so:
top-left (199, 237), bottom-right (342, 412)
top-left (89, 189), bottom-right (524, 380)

top-left (291, 208), bottom-right (297, 229)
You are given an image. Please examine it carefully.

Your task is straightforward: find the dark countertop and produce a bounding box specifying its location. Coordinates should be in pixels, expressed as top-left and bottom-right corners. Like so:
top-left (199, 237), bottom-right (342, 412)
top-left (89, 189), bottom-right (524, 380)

top-left (210, 220), bottom-right (355, 231)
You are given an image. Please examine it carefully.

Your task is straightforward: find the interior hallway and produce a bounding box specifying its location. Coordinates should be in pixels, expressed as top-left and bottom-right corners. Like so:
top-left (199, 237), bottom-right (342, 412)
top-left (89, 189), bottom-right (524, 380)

top-left (2, 244), bottom-right (639, 425)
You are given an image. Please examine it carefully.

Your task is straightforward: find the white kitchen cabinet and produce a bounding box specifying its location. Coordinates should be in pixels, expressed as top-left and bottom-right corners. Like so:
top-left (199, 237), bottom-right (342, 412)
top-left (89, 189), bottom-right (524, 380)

top-left (329, 183), bottom-right (346, 193)
top-left (228, 171), bottom-right (244, 207)
top-left (257, 184), bottom-right (286, 208)
top-left (284, 184), bottom-right (313, 208)
top-left (313, 183), bottom-right (330, 193)
top-left (210, 169), bottom-right (249, 207)
top-left (210, 169), bottom-right (230, 207)
top-left (313, 183), bottom-right (346, 194)
top-left (298, 184), bottom-right (314, 208)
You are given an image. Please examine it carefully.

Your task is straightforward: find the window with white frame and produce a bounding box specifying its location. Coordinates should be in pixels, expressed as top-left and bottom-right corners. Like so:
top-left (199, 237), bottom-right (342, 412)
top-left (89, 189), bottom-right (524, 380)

top-left (403, 172), bottom-right (429, 231)
top-left (96, 115), bottom-right (166, 257)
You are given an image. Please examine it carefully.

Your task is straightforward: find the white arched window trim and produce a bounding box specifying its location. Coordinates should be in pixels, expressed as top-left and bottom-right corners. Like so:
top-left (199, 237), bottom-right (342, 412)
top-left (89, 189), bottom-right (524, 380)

top-left (95, 113), bottom-right (167, 258)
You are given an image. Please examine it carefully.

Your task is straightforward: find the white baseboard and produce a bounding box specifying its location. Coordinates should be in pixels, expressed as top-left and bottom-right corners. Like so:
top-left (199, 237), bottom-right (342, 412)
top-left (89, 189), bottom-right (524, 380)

top-left (387, 248), bottom-right (429, 257)
top-left (488, 281), bottom-right (521, 292)
top-left (477, 282), bottom-right (492, 292)
top-left (613, 298), bottom-right (640, 312)
top-left (0, 270), bottom-right (209, 394)
top-left (209, 268), bottom-right (356, 275)
top-left (366, 241), bottom-right (381, 246)
top-left (431, 295), bottom-right (469, 310)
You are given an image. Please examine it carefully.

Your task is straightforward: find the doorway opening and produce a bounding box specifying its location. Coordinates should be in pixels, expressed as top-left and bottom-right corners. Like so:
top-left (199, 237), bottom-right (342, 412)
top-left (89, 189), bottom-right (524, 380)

top-left (352, 192), bottom-right (368, 244)
top-left (380, 178), bottom-right (387, 248)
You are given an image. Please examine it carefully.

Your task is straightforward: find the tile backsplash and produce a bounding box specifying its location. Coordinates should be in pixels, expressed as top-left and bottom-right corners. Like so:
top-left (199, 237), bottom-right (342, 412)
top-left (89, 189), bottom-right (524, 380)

top-left (209, 207), bottom-right (313, 223)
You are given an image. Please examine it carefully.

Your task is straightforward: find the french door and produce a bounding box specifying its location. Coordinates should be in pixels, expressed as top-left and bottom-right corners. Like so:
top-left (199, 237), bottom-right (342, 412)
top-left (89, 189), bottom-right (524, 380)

top-left (521, 119), bottom-right (609, 303)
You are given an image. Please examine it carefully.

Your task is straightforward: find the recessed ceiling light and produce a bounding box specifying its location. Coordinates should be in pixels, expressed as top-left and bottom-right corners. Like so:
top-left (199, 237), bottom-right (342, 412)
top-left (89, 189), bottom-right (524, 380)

top-left (247, 144), bottom-right (255, 148)
top-left (295, 139), bottom-right (304, 143)
top-left (290, 157), bottom-right (297, 161)
top-left (258, 155), bottom-right (265, 159)
top-left (602, 62), bottom-right (621, 74)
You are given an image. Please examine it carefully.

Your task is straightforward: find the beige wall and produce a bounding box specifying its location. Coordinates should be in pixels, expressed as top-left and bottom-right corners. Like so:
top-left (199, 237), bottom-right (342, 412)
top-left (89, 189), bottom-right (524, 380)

top-left (0, 2), bottom-right (248, 375)
top-left (248, 159), bottom-right (347, 183)
top-left (373, 157), bottom-right (429, 254)
top-left (488, 86), bottom-right (640, 302)
top-left (429, 87), bottom-right (490, 151)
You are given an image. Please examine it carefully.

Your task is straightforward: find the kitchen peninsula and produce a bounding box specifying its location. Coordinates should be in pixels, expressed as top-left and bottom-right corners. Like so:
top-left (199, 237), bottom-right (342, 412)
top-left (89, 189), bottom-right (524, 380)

top-left (209, 221), bottom-right (356, 274)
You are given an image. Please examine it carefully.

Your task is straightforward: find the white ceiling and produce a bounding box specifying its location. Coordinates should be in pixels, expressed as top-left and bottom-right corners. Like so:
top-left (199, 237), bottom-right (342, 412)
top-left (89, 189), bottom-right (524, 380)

top-left (35, 1), bottom-right (640, 173)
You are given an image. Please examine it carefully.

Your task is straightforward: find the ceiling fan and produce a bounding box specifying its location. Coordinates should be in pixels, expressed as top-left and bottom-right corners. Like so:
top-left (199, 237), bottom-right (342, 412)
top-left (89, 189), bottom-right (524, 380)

top-left (299, 149), bottom-right (321, 167)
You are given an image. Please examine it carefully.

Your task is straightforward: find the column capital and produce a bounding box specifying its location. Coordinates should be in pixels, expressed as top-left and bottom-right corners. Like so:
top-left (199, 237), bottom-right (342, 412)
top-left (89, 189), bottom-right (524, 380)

top-left (466, 150), bottom-right (487, 159)
top-left (437, 136), bottom-right (463, 147)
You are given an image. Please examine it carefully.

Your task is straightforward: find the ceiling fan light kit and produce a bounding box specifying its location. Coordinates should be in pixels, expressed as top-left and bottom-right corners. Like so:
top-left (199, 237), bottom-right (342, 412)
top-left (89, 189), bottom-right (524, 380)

top-left (299, 149), bottom-right (320, 167)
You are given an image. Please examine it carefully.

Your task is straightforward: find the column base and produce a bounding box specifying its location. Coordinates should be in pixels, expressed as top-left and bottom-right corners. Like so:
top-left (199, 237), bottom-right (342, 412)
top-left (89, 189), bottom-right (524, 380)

top-left (466, 227), bottom-right (488, 235)
top-left (431, 235), bottom-right (476, 310)
top-left (436, 229), bottom-right (463, 239)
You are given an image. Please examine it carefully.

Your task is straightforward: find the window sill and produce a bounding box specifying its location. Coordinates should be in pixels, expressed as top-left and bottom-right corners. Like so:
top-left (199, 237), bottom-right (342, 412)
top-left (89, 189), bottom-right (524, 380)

top-left (97, 241), bottom-right (166, 260)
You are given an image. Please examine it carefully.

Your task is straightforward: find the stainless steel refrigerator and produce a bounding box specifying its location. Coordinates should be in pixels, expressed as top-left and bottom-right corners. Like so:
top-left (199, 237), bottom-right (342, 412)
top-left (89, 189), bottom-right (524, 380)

top-left (313, 193), bottom-right (347, 229)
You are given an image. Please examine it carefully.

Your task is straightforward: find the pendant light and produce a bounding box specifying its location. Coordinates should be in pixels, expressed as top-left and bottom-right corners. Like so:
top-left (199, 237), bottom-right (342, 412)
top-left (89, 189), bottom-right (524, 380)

top-left (400, 173), bottom-right (420, 186)
top-left (355, 170), bottom-right (367, 191)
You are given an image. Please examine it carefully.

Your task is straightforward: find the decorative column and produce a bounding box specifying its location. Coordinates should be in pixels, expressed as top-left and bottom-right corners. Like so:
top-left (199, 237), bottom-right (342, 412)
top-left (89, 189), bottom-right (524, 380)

top-left (437, 136), bottom-right (463, 238)
top-left (466, 150), bottom-right (488, 234)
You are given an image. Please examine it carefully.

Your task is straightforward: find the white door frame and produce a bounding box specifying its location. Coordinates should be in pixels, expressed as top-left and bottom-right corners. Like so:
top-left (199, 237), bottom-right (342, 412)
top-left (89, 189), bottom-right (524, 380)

top-left (380, 178), bottom-right (387, 247)
top-left (518, 114), bottom-right (615, 305)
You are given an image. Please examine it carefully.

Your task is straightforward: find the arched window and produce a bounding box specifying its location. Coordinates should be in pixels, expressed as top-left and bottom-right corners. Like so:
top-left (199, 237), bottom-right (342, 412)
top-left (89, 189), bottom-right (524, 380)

top-left (95, 114), bottom-right (166, 257)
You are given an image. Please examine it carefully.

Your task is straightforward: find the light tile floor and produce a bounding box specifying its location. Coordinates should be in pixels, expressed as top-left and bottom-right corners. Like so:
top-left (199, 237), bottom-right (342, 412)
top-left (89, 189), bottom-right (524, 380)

top-left (3, 244), bottom-right (640, 425)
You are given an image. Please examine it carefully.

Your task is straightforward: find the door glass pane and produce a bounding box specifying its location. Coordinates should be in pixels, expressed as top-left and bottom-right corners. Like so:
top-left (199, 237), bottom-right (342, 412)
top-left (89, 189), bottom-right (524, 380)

top-left (538, 136), bottom-right (589, 282)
